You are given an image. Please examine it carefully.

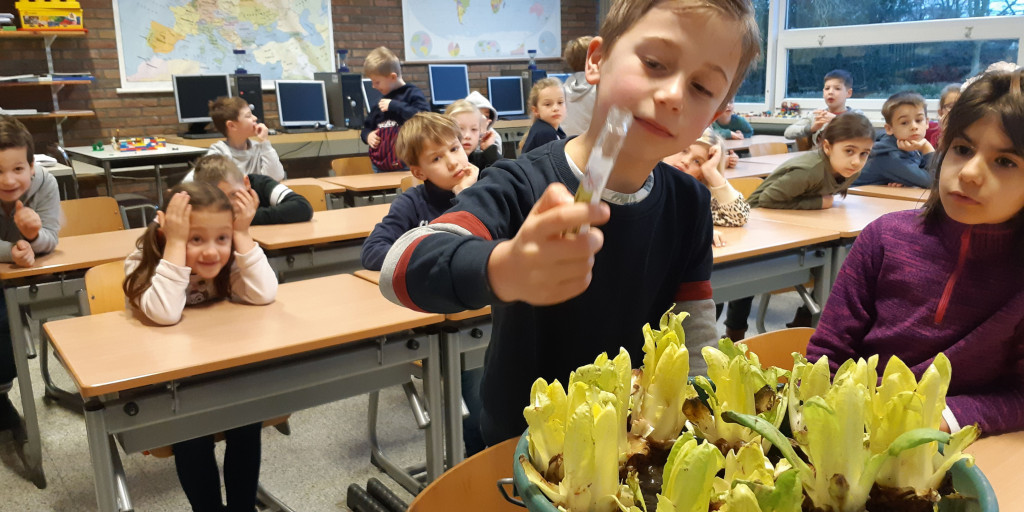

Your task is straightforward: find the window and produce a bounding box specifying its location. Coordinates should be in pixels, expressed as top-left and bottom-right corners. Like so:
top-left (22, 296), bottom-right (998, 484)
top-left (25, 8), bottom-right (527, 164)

top-left (786, 39), bottom-right (1019, 99)
top-left (734, 0), bottom-right (770, 103)
top-left (787, 0), bottom-right (1022, 29)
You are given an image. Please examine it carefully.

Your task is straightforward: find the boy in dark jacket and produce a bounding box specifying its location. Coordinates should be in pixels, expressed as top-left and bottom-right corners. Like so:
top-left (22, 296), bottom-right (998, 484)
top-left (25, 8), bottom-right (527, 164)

top-left (854, 92), bottom-right (934, 188)
top-left (361, 46), bottom-right (430, 172)
top-left (192, 154), bottom-right (313, 225)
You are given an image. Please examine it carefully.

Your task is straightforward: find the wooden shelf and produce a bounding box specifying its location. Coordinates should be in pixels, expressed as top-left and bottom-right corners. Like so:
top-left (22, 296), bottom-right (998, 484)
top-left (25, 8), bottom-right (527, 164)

top-left (0, 80), bottom-right (92, 87)
top-left (0, 30), bottom-right (87, 38)
top-left (14, 110), bottom-right (95, 120)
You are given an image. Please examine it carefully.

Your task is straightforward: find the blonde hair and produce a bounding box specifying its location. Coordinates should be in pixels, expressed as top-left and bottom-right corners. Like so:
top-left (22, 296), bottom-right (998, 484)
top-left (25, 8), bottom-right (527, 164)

top-left (599, 0), bottom-right (761, 109)
top-left (192, 154), bottom-right (244, 185)
top-left (208, 96), bottom-right (249, 136)
top-left (444, 99), bottom-right (481, 119)
top-left (364, 46), bottom-right (402, 77)
top-left (527, 78), bottom-right (564, 117)
top-left (395, 112), bottom-right (462, 167)
top-left (562, 36), bottom-right (594, 73)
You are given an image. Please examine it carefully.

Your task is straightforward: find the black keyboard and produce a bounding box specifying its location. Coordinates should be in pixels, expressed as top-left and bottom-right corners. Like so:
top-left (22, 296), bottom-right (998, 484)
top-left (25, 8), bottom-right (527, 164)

top-left (279, 126), bottom-right (348, 134)
top-left (179, 132), bottom-right (222, 139)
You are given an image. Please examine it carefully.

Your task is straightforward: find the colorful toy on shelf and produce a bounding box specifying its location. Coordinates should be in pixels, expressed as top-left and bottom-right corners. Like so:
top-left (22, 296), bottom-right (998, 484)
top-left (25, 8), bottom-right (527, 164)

top-left (117, 137), bottom-right (167, 152)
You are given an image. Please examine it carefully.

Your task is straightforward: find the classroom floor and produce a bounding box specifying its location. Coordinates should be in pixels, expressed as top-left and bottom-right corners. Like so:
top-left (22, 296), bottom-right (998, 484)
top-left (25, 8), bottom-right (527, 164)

top-left (1, 293), bottom-right (804, 511)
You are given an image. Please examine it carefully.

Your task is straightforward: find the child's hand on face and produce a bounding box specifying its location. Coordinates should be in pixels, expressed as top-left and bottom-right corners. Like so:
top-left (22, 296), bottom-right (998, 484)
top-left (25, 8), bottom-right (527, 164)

top-left (452, 163), bottom-right (479, 195)
top-left (730, 130), bottom-right (744, 140)
top-left (157, 191), bottom-right (191, 266)
top-left (378, 98), bottom-right (391, 112)
top-left (487, 183), bottom-right (610, 306)
top-left (368, 130), bottom-right (380, 149)
top-left (11, 239), bottom-right (34, 267)
top-left (479, 129), bottom-right (496, 150)
top-left (821, 195), bottom-right (834, 209)
top-left (896, 138), bottom-right (934, 154)
top-left (712, 229), bottom-right (726, 248)
top-left (726, 150), bottom-right (739, 169)
top-left (13, 201), bottom-right (41, 241)
top-left (230, 188), bottom-right (259, 232)
top-left (254, 123), bottom-right (270, 142)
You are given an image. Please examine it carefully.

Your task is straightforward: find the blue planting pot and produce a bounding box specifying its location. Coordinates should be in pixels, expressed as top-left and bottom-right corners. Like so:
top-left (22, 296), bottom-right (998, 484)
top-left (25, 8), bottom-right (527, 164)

top-left (511, 431), bottom-right (998, 512)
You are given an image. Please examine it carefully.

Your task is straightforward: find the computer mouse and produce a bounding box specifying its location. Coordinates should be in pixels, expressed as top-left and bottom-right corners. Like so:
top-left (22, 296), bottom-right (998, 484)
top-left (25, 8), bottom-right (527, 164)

top-left (268, 128), bottom-right (278, 135)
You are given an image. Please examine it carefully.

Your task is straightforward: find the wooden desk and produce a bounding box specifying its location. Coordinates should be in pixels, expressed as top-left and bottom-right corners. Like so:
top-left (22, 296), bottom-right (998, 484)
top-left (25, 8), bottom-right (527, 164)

top-left (966, 430), bottom-right (1024, 510)
top-left (321, 172), bottom-right (410, 207)
top-left (65, 144), bottom-right (207, 202)
top-left (250, 204), bottom-right (390, 281)
top-left (163, 130), bottom-right (360, 149)
top-left (0, 227), bottom-right (145, 488)
top-left (723, 134), bottom-right (793, 152)
top-left (849, 184), bottom-right (930, 203)
top-left (281, 177), bottom-right (346, 194)
top-left (726, 161), bottom-right (775, 179)
top-left (741, 150), bottom-right (811, 167)
top-left (45, 274), bottom-right (446, 510)
top-left (752, 194), bottom-right (921, 290)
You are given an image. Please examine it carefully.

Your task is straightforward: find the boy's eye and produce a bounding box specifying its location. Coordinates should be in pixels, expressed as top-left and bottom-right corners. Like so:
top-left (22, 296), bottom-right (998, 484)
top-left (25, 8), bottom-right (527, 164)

top-left (692, 82), bottom-right (714, 98)
top-left (642, 57), bottom-right (663, 71)
top-left (191, 236), bottom-right (203, 243)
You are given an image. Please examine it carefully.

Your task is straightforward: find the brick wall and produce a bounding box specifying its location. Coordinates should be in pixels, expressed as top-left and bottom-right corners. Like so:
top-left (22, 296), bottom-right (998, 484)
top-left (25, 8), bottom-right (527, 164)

top-left (0, 0), bottom-right (599, 150)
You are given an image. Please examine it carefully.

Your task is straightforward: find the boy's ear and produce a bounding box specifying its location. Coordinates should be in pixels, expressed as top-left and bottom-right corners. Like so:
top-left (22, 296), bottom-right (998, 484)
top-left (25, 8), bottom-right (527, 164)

top-left (389, 72), bottom-right (399, 81)
top-left (225, 119), bottom-right (237, 132)
top-left (884, 123), bottom-right (894, 135)
top-left (409, 165), bottom-right (427, 181)
top-left (584, 36), bottom-right (604, 85)
top-left (243, 175), bottom-right (251, 190)
top-left (845, 88), bottom-right (854, 99)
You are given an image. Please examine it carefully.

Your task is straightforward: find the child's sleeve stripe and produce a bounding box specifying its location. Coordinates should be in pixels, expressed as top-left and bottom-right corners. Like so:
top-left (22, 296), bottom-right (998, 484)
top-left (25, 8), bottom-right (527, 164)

top-left (675, 280), bottom-right (712, 302)
top-left (388, 234), bottom-right (429, 312)
top-left (430, 211), bottom-right (492, 240)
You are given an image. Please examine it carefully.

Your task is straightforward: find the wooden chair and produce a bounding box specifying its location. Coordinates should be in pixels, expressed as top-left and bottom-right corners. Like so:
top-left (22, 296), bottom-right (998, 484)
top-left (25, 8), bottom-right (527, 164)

top-left (795, 136), bottom-right (814, 152)
top-left (400, 175), bottom-right (423, 192)
top-left (287, 184), bottom-right (327, 212)
top-left (748, 142), bottom-right (790, 157)
top-left (59, 196), bottom-right (126, 237)
top-left (407, 437), bottom-right (522, 512)
top-left (740, 327), bottom-right (814, 370)
top-left (331, 156), bottom-right (373, 176)
top-left (44, 261), bottom-right (293, 510)
top-left (728, 177), bottom-right (763, 199)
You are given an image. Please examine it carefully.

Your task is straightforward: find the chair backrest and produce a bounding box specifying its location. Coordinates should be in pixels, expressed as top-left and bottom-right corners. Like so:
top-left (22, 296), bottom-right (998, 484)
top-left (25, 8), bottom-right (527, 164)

top-left (748, 142), bottom-right (790, 157)
top-left (740, 327), bottom-right (814, 370)
top-left (84, 260), bottom-right (127, 316)
top-left (331, 156), bottom-right (373, 176)
top-left (287, 184), bottom-right (327, 212)
top-left (400, 175), bottom-right (423, 192)
top-left (407, 437), bottom-right (521, 511)
top-left (59, 196), bottom-right (125, 237)
top-left (728, 177), bottom-right (763, 199)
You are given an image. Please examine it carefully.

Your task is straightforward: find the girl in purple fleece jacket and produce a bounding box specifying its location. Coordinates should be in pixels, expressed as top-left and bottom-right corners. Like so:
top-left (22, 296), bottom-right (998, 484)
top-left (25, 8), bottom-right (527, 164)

top-left (807, 65), bottom-right (1024, 436)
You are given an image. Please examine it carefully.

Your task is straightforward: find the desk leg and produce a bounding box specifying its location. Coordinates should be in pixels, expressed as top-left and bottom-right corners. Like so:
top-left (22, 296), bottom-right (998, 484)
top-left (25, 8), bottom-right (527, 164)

top-left (104, 162), bottom-right (114, 198)
top-left (830, 241), bottom-right (853, 292)
top-left (440, 326), bottom-right (464, 469)
top-left (811, 247), bottom-right (833, 327)
top-left (84, 400), bottom-right (121, 511)
top-left (422, 331), bottom-right (444, 482)
top-left (5, 287), bottom-right (46, 489)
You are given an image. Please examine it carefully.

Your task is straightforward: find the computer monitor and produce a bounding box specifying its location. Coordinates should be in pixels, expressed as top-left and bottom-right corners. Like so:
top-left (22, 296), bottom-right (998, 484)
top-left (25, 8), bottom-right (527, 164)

top-left (275, 80), bottom-right (330, 129)
top-left (428, 64), bottom-right (470, 106)
top-left (172, 74), bottom-right (232, 135)
top-left (362, 78), bottom-right (383, 114)
top-left (549, 73), bottom-right (571, 83)
top-left (487, 76), bottom-right (525, 117)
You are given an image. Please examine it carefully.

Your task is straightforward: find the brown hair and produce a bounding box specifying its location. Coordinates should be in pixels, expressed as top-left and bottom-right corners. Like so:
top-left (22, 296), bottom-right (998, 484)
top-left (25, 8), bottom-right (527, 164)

top-left (939, 83), bottom-right (961, 110)
top-left (193, 154), bottom-right (245, 185)
top-left (0, 115), bottom-right (34, 165)
top-left (395, 112), bottom-right (462, 168)
top-left (922, 68), bottom-right (1024, 251)
top-left (527, 77), bottom-right (564, 116)
top-left (364, 46), bottom-right (402, 77)
top-left (881, 91), bottom-right (927, 124)
top-left (599, 0), bottom-right (761, 110)
top-left (124, 182), bottom-right (235, 311)
top-left (820, 112), bottom-right (875, 197)
top-left (208, 96), bottom-right (250, 136)
top-left (562, 36), bottom-right (594, 73)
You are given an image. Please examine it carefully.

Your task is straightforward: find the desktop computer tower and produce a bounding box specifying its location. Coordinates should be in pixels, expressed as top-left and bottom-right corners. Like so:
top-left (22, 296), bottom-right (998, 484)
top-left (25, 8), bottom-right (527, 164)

top-left (314, 71), bottom-right (350, 130)
top-left (231, 74), bottom-right (264, 123)
top-left (500, 68), bottom-right (548, 112)
top-left (336, 72), bottom-right (367, 129)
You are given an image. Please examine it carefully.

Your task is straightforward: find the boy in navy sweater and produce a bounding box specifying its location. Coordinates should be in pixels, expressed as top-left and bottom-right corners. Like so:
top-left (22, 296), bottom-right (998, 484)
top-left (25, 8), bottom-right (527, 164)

top-left (378, 0), bottom-right (762, 445)
top-left (361, 46), bottom-right (430, 172)
top-left (854, 91), bottom-right (934, 188)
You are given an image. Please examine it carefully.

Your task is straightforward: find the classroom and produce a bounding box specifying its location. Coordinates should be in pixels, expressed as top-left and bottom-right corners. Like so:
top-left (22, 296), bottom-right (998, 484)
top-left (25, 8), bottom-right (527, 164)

top-left (0, 0), bottom-right (1022, 511)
